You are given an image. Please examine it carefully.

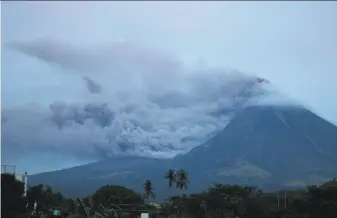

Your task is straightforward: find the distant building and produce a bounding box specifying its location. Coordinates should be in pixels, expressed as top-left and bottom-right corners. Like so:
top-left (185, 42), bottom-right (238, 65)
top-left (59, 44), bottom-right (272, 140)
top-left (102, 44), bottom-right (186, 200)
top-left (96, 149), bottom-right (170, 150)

top-left (141, 213), bottom-right (149, 218)
top-left (148, 203), bottom-right (161, 209)
top-left (1, 165), bottom-right (28, 196)
top-left (14, 174), bottom-right (23, 182)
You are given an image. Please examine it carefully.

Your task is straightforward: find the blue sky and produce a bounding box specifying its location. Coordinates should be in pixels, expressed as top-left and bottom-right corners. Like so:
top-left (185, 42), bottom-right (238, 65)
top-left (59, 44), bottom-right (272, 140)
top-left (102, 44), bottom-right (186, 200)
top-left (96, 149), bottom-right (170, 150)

top-left (1, 1), bottom-right (337, 174)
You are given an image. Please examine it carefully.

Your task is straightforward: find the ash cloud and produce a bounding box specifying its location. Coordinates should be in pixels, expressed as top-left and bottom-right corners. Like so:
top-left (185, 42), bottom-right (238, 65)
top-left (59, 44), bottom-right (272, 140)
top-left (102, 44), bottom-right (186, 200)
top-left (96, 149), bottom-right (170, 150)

top-left (7, 38), bottom-right (182, 95)
top-left (49, 102), bottom-right (114, 128)
top-left (2, 38), bottom-right (296, 161)
top-left (83, 76), bottom-right (102, 94)
top-left (7, 38), bottom-right (100, 72)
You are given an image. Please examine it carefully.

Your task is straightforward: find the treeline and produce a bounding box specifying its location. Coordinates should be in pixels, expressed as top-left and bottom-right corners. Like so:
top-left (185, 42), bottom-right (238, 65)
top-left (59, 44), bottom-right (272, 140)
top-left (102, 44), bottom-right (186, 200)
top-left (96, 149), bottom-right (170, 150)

top-left (1, 170), bottom-right (337, 218)
top-left (161, 181), bottom-right (337, 218)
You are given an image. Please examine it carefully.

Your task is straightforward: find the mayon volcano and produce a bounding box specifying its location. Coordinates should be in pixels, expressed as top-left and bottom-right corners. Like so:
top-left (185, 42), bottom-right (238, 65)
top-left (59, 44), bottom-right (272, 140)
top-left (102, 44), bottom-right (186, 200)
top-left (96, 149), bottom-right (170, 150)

top-left (28, 81), bottom-right (337, 199)
top-left (3, 39), bottom-right (337, 199)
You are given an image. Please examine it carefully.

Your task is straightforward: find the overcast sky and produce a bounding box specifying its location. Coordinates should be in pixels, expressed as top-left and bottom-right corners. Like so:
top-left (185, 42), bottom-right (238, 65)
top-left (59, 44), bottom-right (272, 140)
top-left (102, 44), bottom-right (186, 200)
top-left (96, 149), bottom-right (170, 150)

top-left (1, 1), bottom-right (337, 174)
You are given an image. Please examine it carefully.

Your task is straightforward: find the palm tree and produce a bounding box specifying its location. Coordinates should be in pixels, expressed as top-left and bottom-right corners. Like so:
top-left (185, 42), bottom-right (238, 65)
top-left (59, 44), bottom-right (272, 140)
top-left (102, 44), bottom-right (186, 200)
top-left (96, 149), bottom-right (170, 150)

top-left (44, 185), bottom-right (53, 208)
top-left (165, 168), bottom-right (176, 188)
top-left (143, 179), bottom-right (155, 203)
top-left (175, 169), bottom-right (189, 190)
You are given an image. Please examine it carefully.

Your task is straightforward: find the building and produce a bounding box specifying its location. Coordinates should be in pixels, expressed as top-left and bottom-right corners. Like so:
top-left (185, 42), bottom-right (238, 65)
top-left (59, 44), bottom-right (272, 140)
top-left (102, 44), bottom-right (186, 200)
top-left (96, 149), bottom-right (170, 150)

top-left (14, 174), bottom-right (23, 182)
top-left (1, 164), bottom-right (28, 196)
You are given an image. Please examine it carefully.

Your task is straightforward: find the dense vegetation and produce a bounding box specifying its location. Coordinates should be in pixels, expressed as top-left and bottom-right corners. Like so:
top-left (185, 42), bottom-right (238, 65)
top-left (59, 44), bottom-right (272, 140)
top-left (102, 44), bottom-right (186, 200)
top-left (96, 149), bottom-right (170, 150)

top-left (2, 171), bottom-right (337, 218)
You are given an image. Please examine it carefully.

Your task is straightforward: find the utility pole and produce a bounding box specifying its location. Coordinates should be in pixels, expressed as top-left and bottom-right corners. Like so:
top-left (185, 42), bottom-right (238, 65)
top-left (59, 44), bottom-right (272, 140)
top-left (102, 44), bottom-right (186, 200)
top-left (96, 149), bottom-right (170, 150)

top-left (277, 195), bottom-right (280, 207)
top-left (24, 172), bottom-right (28, 197)
top-left (1, 164), bottom-right (16, 174)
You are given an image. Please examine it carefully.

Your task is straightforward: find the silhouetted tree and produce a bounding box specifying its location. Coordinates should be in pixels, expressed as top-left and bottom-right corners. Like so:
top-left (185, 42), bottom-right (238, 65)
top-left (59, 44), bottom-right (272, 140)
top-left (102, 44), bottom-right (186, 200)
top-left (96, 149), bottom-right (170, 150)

top-left (144, 179), bottom-right (155, 203)
top-left (165, 168), bottom-right (176, 188)
top-left (1, 173), bottom-right (27, 218)
top-left (175, 169), bottom-right (189, 190)
top-left (306, 179), bottom-right (337, 218)
top-left (92, 185), bottom-right (142, 207)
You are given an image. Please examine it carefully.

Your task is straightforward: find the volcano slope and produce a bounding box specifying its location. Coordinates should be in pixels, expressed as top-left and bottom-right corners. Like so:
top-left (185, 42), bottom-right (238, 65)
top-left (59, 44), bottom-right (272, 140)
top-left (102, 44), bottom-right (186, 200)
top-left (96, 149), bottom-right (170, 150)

top-left (29, 105), bottom-right (337, 198)
top-left (173, 105), bottom-right (337, 190)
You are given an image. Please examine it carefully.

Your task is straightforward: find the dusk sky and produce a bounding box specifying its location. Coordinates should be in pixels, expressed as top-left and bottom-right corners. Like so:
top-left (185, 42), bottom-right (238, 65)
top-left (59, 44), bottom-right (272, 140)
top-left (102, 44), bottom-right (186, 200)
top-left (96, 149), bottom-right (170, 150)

top-left (1, 1), bottom-right (337, 174)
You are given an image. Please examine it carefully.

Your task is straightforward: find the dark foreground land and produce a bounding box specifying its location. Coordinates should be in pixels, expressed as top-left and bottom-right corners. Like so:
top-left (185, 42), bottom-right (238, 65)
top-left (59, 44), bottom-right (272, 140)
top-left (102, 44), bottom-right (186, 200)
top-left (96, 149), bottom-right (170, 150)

top-left (2, 171), bottom-right (337, 218)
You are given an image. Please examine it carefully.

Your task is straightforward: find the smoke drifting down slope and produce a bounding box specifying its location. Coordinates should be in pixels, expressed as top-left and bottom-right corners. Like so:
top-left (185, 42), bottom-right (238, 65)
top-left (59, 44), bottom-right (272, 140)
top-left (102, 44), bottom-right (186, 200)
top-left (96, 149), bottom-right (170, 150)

top-left (2, 38), bottom-right (300, 161)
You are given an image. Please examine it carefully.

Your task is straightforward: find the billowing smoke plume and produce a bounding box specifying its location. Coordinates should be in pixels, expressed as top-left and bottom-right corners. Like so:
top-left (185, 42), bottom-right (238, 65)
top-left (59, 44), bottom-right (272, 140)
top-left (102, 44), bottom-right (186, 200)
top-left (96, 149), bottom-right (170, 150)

top-left (49, 102), bottom-right (113, 128)
top-left (83, 77), bottom-right (102, 94)
top-left (2, 38), bottom-right (298, 161)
